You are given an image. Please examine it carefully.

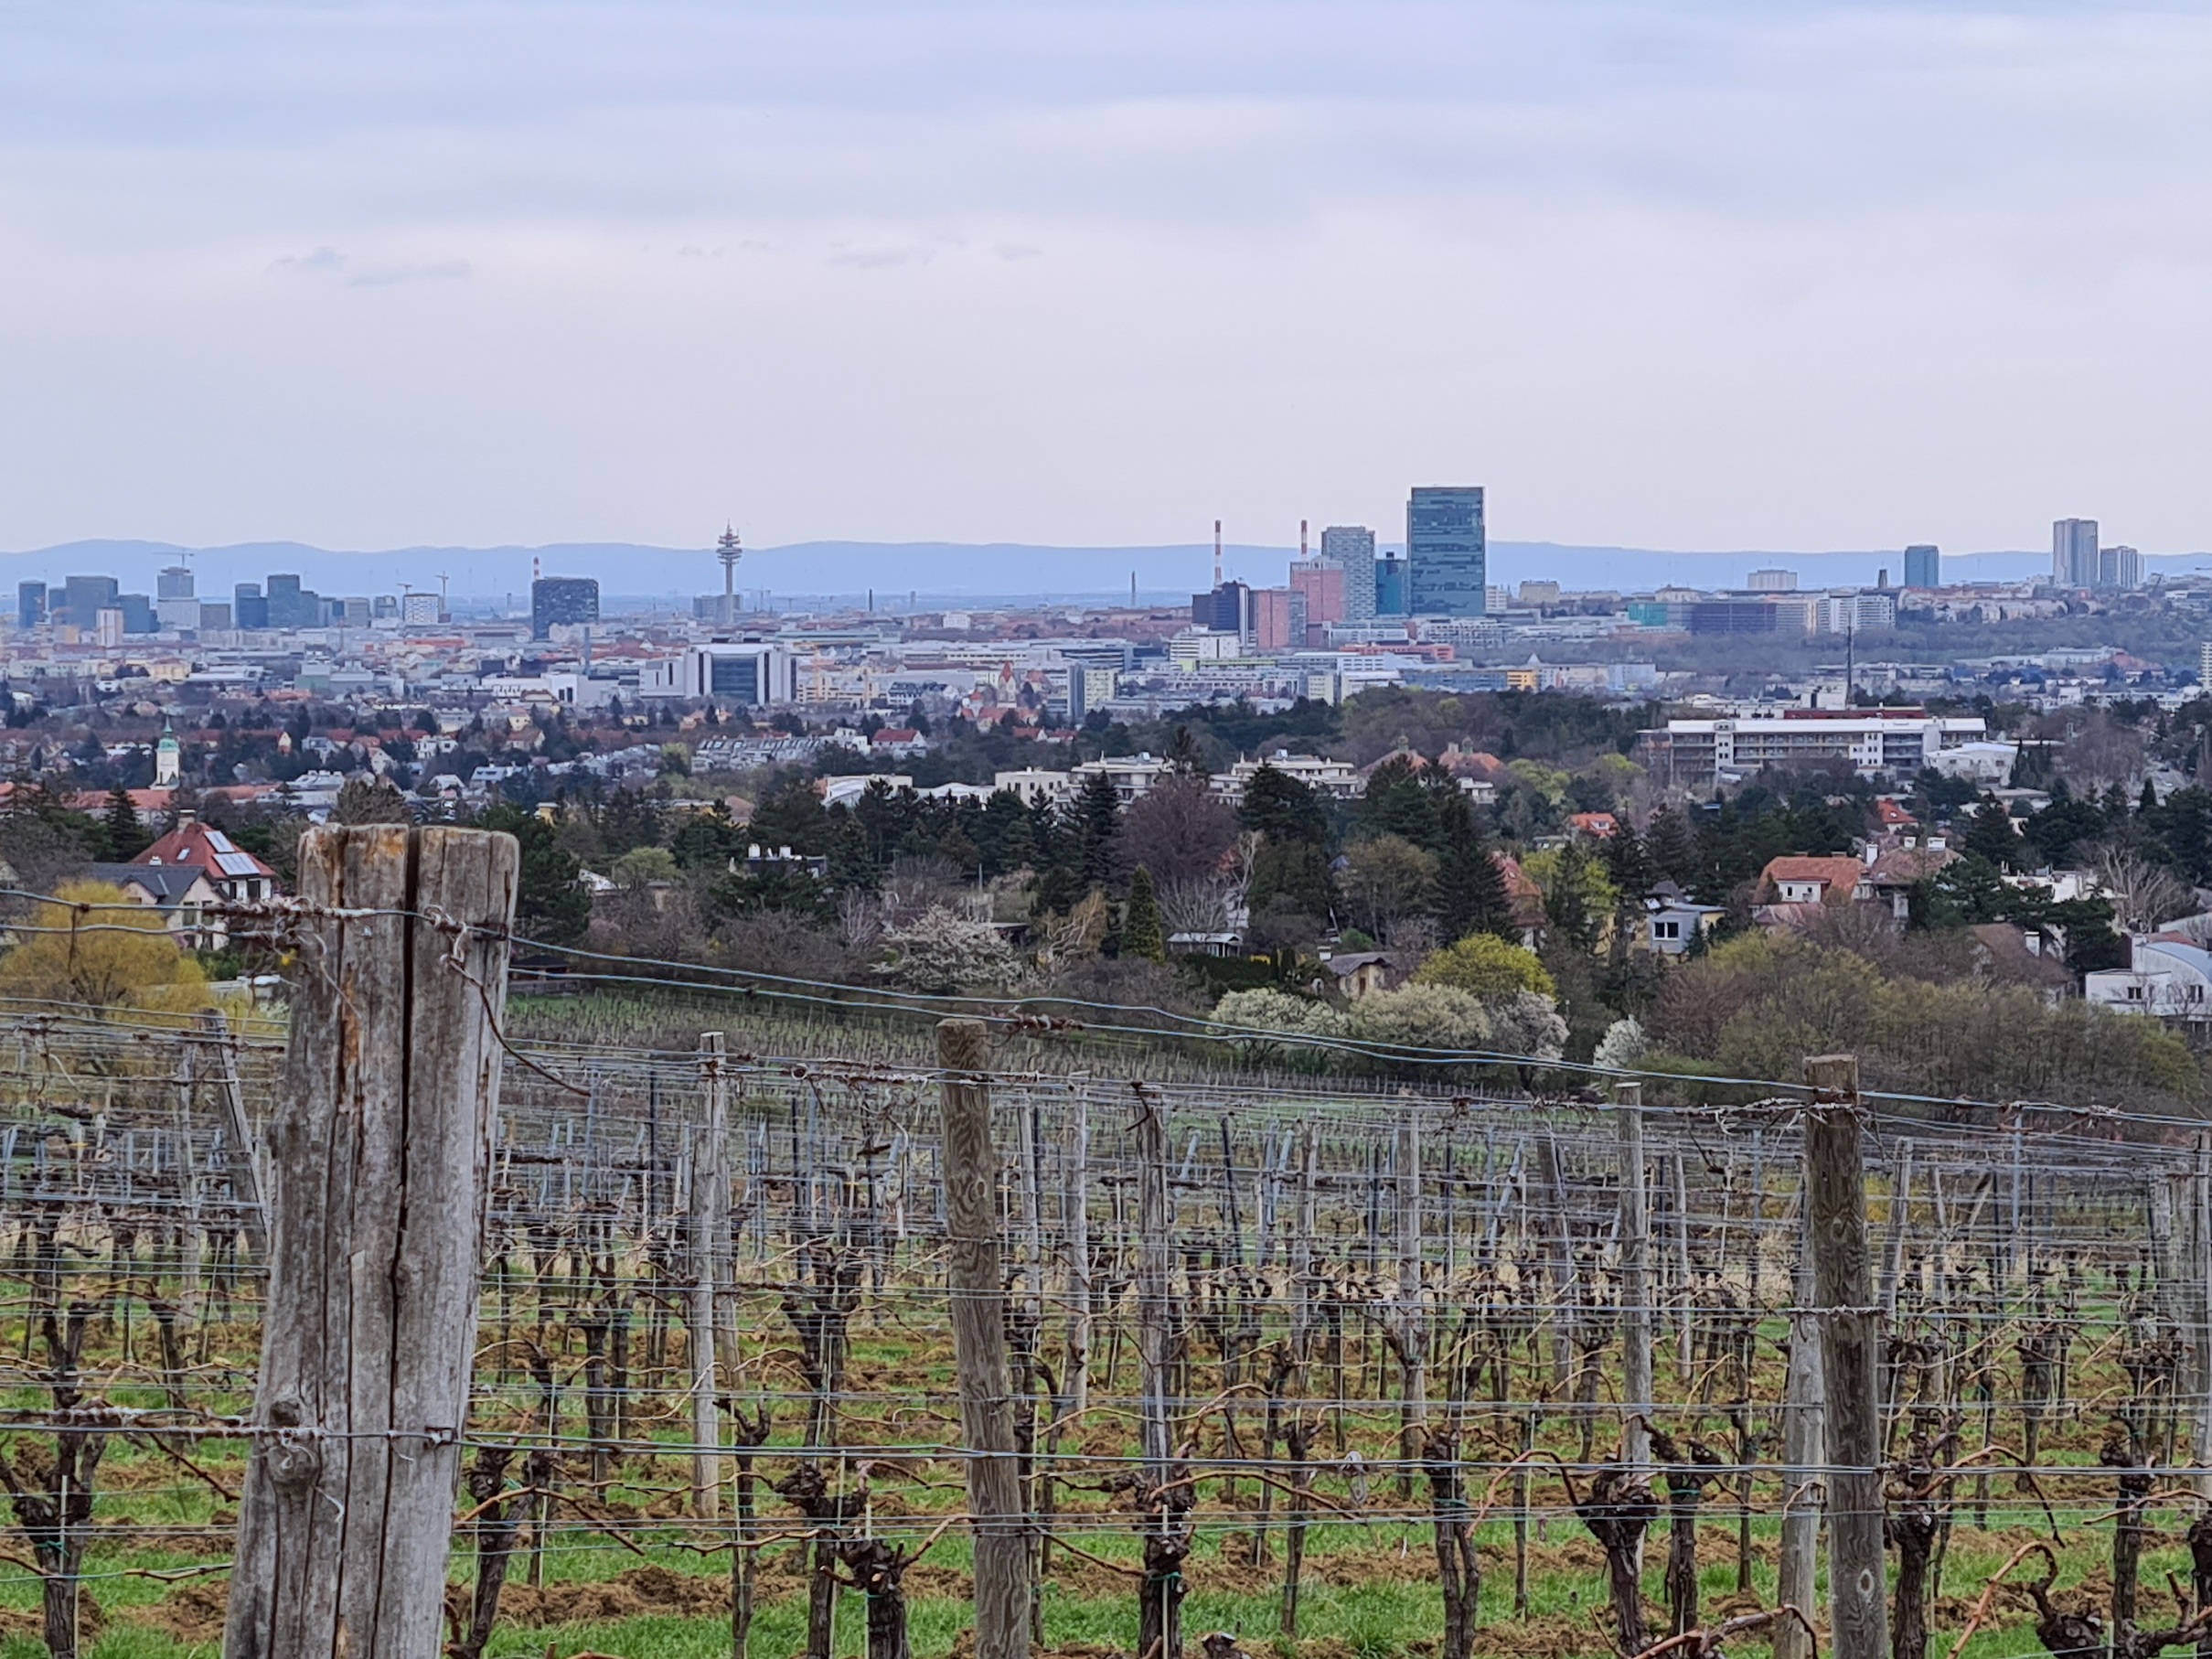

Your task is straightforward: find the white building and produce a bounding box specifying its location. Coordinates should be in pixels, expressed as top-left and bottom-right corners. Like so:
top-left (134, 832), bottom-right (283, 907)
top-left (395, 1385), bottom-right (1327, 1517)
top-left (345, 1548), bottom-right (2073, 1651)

top-left (1818, 592), bottom-right (1897, 634)
top-left (1642, 710), bottom-right (1986, 786)
top-left (993, 768), bottom-right (1074, 807)
top-left (638, 642), bottom-right (796, 705)
top-left (1218, 751), bottom-right (1361, 800)
top-left (2087, 935), bottom-right (2212, 1022)
top-left (1072, 753), bottom-right (1178, 803)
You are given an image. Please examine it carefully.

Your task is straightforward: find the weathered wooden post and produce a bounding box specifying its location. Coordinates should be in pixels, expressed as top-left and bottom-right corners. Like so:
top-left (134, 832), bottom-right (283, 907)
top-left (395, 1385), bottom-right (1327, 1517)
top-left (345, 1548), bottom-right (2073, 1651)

top-left (1616, 1081), bottom-right (1652, 1473)
top-left (690, 1033), bottom-right (731, 1518)
top-left (937, 1020), bottom-right (1031, 1659)
top-left (224, 823), bottom-right (518, 1659)
top-left (1776, 1195), bottom-right (1826, 1659)
top-left (196, 1010), bottom-right (268, 1259)
top-left (1804, 1053), bottom-right (1888, 1659)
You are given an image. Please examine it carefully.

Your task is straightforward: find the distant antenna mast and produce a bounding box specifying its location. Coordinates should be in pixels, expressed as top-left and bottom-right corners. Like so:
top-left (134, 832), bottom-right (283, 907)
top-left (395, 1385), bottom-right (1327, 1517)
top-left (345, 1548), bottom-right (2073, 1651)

top-left (718, 523), bottom-right (743, 625)
top-left (1300, 519), bottom-right (1309, 561)
top-left (1213, 519), bottom-right (1223, 589)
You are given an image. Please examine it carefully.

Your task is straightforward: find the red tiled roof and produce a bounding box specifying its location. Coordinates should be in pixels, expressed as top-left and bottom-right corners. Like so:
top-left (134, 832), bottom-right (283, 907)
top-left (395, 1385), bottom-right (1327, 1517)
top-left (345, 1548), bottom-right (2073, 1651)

top-left (133, 820), bottom-right (276, 883)
top-left (1758, 855), bottom-right (1868, 903)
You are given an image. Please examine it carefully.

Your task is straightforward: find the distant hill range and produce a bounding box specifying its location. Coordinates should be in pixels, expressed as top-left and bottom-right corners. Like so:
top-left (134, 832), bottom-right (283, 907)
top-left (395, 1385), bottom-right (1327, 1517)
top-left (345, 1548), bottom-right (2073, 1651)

top-left (5, 537), bottom-right (2206, 608)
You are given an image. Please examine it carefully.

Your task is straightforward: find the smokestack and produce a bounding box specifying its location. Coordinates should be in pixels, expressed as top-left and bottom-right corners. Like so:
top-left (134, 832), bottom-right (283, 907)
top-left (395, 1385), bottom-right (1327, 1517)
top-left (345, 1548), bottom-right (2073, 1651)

top-left (1130, 571), bottom-right (1137, 605)
top-left (1300, 519), bottom-right (1308, 561)
top-left (1213, 519), bottom-right (1223, 589)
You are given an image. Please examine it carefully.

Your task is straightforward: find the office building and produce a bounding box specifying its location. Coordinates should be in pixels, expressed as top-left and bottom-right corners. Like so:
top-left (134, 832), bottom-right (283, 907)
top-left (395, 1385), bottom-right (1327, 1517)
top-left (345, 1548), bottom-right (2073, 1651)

top-left (264, 573), bottom-right (329, 629)
top-left (154, 566), bottom-right (198, 631)
top-left (1688, 601), bottom-right (1781, 636)
top-left (62, 575), bottom-right (119, 628)
top-left (1406, 486), bottom-right (1486, 616)
top-left (1252, 587), bottom-right (1304, 653)
top-left (1746, 569), bottom-right (1798, 593)
top-left (118, 594), bottom-right (155, 635)
top-left (646, 642), bottom-right (795, 705)
top-left (1319, 526), bottom-right (1377, 620)
top-left (1190, 581), bottom-right (1254, 640)
top-left (233, 583), bottom-right (270, 630)
top-left (94, 608), bottom-right (124, 649)
top-left (197, 603), bottom-right (232, 631)
top-left (16, 582), bottom-right (44, 628)
top-left (1904, 545), bottom-right (1940, 589)
top-left (531, 576), bottom-right (601, 639)
top-left (1819, 592), bottom-right (1897, 634)
top-left (2053, 519), bottom-right (2099, 587)
top-left (2099, 545), bottom-right (2143, 591)
top-left (400, 592), bottom-right (443, 626)
top-left (2201, 641), bottom-right (2212, 688)
top-left (1288, 559), bottom-right (1347, 640)
top-left (1373, 554), bottom-right (1408, 616)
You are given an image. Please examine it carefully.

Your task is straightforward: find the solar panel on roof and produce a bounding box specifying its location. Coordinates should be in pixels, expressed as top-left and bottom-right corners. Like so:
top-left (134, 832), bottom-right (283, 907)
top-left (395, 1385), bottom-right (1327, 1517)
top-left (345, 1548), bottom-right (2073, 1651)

top-left (213, 852), bottom-right (261, 876)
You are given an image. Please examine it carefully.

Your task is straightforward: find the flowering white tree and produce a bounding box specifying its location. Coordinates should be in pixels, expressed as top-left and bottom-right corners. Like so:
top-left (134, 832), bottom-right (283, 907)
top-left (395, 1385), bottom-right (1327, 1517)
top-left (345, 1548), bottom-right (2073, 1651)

top-left (1212, 988), bottom-right (1350, 1065)
top-left (877, 905), bottom-right (1025, 993)
top-left (1346, 983), bottom-right (1491, 1055)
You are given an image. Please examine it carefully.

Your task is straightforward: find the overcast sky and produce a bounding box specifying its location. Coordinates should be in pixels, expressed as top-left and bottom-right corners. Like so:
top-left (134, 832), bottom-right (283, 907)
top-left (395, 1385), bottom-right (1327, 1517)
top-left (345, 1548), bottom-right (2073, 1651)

top-left (5, 1), bottom-right (2209, 558)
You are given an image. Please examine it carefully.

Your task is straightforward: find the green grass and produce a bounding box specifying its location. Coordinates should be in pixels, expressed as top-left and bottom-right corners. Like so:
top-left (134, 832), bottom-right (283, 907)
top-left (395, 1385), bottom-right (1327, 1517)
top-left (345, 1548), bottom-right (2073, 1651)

top-left (0, 1501), bottom-right (2160, 1659)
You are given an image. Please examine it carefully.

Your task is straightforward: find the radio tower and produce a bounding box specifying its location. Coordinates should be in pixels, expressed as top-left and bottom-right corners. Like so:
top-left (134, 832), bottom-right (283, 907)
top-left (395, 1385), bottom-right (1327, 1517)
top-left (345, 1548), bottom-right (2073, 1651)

top-left (717, 523), bottom-right (743, 626)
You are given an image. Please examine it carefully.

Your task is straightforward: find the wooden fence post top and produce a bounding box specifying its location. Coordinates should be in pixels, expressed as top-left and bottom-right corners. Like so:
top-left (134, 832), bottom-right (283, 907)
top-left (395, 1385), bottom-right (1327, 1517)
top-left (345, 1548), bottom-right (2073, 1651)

top-left (937, 1018), bottom-right (989, 1073)
top-left (1803, 1054), bottom-right (1861, 1097)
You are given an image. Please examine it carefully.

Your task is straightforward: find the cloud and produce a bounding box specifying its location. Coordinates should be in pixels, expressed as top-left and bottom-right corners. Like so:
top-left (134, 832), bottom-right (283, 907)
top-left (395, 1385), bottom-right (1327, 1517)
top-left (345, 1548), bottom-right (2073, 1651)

top-left (265, 247), bottom-right (470, 285)
top-left (266, 245), bottom-right (345, 275)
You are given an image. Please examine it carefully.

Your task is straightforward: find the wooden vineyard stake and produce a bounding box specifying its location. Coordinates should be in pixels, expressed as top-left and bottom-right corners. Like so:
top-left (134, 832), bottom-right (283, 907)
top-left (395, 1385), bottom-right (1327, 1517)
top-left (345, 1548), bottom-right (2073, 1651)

top-left (223, 823), bottom-right (519, 1659)
top-left (1616, 1081), bottom-right (1652, 1473)
top-left (690, 1033), bottom-right (731, 1518)
top-left (936, 1019), bottom-right (1032, 1659)
top-left (1804, 1053), bottom-right (1889, 1659)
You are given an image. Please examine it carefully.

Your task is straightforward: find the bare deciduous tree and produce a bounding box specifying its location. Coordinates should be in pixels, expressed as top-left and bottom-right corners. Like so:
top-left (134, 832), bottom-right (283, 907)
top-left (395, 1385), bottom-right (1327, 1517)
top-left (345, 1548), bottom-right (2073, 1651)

top-left (2087, 842), bottom-right (2194, 933)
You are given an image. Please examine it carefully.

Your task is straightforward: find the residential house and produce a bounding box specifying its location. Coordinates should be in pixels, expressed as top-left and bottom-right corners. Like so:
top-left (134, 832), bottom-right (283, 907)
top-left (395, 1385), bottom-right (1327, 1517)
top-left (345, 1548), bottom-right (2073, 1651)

top-left (91, 862), bottom-right (228, 950)
top-left (1643, 881), bottom-right (1726, 955)
top-left (131, 818), bottom-right (280, 904)
top-left (1321, 951), bottom-right (1402, 999)
top-left (2088, 933), bottom-right (2212, 1022)
top-left (1864, 844), bottom-right (1957, 921)
top-left (1756, 856), bottom-right (1871, 905)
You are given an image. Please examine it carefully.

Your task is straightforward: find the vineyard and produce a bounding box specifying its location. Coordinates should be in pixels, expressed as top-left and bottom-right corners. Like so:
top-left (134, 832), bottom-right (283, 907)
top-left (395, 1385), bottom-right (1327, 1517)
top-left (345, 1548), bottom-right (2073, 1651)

top-left (0, 956), bottom-right (2209, 1659)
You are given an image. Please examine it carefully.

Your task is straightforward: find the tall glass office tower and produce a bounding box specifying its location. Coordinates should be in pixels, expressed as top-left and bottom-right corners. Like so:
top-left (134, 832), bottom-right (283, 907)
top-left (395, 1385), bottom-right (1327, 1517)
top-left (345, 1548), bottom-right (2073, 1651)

top-left (1407, 487), bottom-right (1486, 616)
top-left (1319, 526), bottom-right (1377, 620)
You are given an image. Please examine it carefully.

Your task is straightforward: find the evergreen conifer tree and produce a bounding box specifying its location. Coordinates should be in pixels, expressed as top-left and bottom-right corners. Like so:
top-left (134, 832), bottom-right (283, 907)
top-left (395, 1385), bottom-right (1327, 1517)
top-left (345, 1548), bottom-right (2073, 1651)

top-left (1123, 865), bottom-right (1166, 961)
top-left (1433, 788), bottom-right (1513, 942)
top-left (102, 785), bottom-right (152, 862)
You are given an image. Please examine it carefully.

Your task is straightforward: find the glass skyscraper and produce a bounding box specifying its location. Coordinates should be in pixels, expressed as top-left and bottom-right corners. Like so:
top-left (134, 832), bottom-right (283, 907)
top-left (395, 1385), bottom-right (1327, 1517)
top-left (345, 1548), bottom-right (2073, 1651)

top-left (1903, 545), bottom-right (1940, 589)
top-left (1319, 525), bottom-right (1377, 620)
top-left (1407, 486), bottom-right (1486, 616)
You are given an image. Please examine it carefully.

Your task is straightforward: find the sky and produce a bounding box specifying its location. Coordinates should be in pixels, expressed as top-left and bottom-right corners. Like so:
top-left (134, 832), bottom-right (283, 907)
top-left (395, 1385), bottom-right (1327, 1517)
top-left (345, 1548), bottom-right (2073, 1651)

top-left (5, 1), bottom-right (2211, 561)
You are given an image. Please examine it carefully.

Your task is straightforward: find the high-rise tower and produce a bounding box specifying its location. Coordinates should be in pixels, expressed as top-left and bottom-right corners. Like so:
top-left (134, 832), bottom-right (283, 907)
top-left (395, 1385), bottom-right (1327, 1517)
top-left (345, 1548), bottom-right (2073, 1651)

top-left (1407, 486), bottom-right (1487, 617)
top-left (717, 524), bottom-right (743, 626)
